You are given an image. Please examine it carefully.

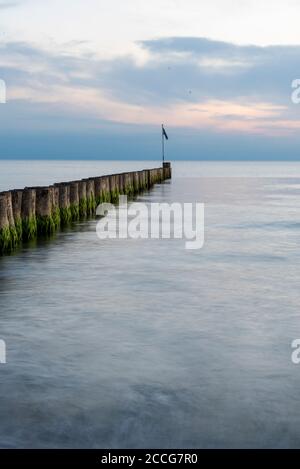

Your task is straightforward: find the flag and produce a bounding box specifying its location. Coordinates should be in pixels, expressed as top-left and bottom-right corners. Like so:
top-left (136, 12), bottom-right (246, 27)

top-left (162, 125), bottom-right (169, 140)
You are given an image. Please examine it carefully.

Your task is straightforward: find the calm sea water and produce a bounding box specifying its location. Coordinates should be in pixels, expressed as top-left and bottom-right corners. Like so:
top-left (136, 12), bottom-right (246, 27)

top-left (1, 161), bottom-right (300, 448)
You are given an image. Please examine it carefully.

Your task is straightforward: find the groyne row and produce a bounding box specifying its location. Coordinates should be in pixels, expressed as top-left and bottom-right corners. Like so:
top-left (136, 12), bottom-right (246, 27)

top-left (0, 162), bottom-right (171, 255)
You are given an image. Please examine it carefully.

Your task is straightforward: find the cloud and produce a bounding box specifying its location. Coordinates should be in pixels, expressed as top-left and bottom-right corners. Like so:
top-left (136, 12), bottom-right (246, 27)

top-left (140, 37), bottom-right (263, 58)
top-left (1, 36), bottom-right (300, 137)
top-left (0, 0), bottom-right (20, 9)
top-left (108, 37), bottom-right (300, 106)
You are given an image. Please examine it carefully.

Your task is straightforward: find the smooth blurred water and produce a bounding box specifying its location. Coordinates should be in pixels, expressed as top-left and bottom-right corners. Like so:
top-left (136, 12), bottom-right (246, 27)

top-left (1, 161), bottom-right (300, 448)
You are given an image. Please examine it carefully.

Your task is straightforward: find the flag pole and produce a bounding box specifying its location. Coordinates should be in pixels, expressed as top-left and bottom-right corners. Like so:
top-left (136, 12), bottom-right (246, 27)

top-left (162, 124), bottom-right (165, 164)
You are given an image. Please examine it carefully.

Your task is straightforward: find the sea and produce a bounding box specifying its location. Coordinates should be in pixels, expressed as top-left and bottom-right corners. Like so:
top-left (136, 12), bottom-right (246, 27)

top-left (0, 160), bottom-right (300, 448)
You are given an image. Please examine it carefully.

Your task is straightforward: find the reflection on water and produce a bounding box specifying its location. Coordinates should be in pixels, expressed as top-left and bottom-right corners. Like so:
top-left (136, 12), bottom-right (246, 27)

top-left (0, 162), bottom-right (300, 448)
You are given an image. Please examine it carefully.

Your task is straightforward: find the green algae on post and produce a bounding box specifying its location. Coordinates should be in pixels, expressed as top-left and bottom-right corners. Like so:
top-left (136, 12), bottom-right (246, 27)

top-left (78, 180), bottom-right (87, 219)
top-left (6, 191), bottom-right (19, 250)
top-left (108, 175), bottom-right (119, 204)
top-left (35, 187), bottom-right (56, 236)
top-left (0, 192), bottom-right (19, 254)
top-left (56, 183), bottom-right (71, 226)
top-left (0, 193), bottom-right (11, 254)
top-left (11, 190), bottom-right (23, 242)
top-left (21, 188), bottom-right (37, 241)
top-left (85, 179), bottom-right (96, 216)
top-left (70, 182), bottom-right (80, 221)
top-left (52, 185), bottom-right (61, 230)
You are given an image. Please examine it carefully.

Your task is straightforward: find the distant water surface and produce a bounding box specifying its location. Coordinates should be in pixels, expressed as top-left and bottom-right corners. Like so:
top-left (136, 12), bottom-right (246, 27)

top-left (0, 161), bottom-right (300, 448)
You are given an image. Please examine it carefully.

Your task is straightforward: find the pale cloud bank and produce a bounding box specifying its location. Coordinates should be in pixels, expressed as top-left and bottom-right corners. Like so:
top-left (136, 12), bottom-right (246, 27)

top-left (1, 36), bottom-right (300, 137)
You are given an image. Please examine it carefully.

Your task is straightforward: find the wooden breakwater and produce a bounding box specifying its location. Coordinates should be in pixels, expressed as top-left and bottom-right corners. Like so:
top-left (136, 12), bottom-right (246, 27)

top-left (0, 162), bottom-right (172, 255)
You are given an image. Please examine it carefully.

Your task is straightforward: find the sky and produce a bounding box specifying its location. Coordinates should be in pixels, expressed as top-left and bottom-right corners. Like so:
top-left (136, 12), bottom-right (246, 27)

top-left (1, 0), bottom-right (300, 159)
